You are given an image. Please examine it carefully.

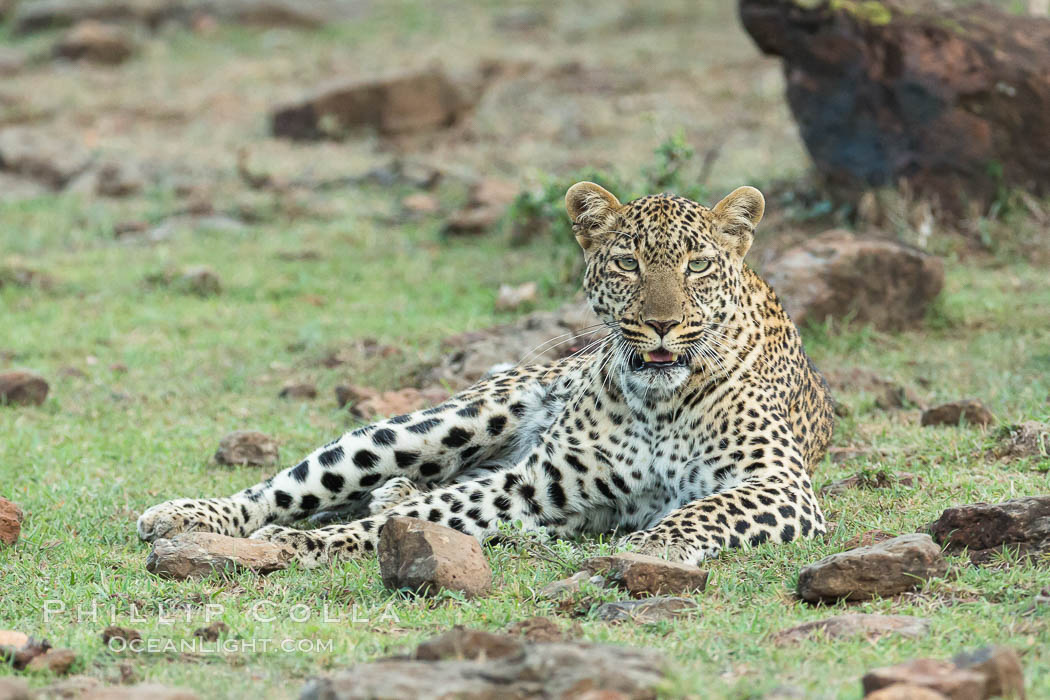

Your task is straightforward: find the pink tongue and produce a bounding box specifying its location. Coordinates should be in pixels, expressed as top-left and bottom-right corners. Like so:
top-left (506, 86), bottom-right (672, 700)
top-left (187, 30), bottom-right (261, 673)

top-left (649, 349), bottom-right (674, 363)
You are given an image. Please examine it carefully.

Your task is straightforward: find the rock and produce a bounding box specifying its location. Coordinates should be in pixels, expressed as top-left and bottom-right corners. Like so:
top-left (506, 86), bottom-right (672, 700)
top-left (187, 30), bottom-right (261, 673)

top-left (271, 68), bottom-right (469, 140)
top-left (145, 532), bottom-right (293, 579)
top-left (504, 617), bottom-right (563, 643)
top-left (772, 614), bottom-right (929, 645)
top-left (0, 630), bottom-right (29, 648)
top-left (740, 0), bottom-right (1050, 215)
top-left (214, 430), bottom-right (279, 467)
top-left (583, 552), bottom-right (708, 597)
top-left (797, 533), bottom-right (948, 602)
top-left (0, 128), bottom-right (93, 190)
top-left (928, 496), bottom-right (1050, 565)
top-left (177, 265), bottom-right (221, 296)
top-left (953, 647), bottom-right (1025, 700)
top-left (0, 678), bottom-right (30, 700)
top-left (378, 517), bottom-right (492, 598)
top-left (414, 627), bottom-right (524, 661)
top-left (299, 632), bottom-right (668, 700)
top-left (85, 161), bottom-right (146, 197)
top-left (594, 597), bottom-right (698, 623)
top-left (538, 570), bottom-right (598, 600)
top-left (862, 659), bottom-right (987, 700)
top-left (443, 178), bottom-right (518, 236)
top-left (26, 648), bottom-right (77, 675)
top-left (0, 261), bottom-right (54, 290)
top-left (821, 471), bottom-right (917, 496)
top-left (922, 400), bottom-right (995, 428)
top-left (80, 684), bottom-right (201, 699)
top-left (279, 382), bottom-right (317, 400)
top-left (53, 21), bottom-right (135, 64)
top-left (843, 530), bottom-right (899, 550)
top-left (0, 371), bottom-right (49, 407)
top-left (430, 299), bottom-right (604, 390)
top-left (763, 230), bottom-right (943, 331)
top-left (0, 636), bottom-right (50, 670)
top-left (494, 282), bottom-right (538, 312)
top-left (13, 0), bottom-right (184, 35)
top-left (335, 385), bottom-right (448, 419)
top-left (192, 621), bottom-right (229, 642)
top-left (203, 0), bottom-right (328, 29)
top-left (992, 422), bottom-right (1050, 461)
top-left (0, 47), bottom-right (27, 77)
top-left (37, 675), bottom-right (105, 698)
top-left (0, 497), bottom-right (24, 546)
top-left (824, 368), bottom-right (923, 410)
top-left (864, 685), bottom-right (948, 700)
top-left (101, 627), bottom-right (141, 645)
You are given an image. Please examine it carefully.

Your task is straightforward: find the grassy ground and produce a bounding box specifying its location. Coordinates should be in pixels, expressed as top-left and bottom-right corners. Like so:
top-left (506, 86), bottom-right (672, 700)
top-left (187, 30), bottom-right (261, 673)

top-left (2, 1), bottom-right (1050, 698)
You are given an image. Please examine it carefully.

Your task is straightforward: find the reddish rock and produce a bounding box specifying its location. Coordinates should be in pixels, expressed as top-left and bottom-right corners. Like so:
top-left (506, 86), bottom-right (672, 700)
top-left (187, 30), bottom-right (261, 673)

top-left (101, 626), bottom-right (141, 645)
top-left (740, 0), bottom-right (1050, 215)
top-left (504, 617), bottom-right (563, 643)
top-left (494, 282), bottom-right (538, 312)
top-left (26, 647), bottom-right (77, 675)
top-left (0, 678), bottom-right (30, 700)
top-left (214, 430), bottom-right (279, 467)
top-left (921, 400), bottom-right (995, 428)
top-left (862, 659), bottom-right (987, 700)
top-left (378, 517), bottom-right (492, 598)
top-left (278, 382), bottom-right (317, 400)
top-left (413, 627), bottom-right (524, 661)
top-left (992, 422), bottom-right (1050, 461)
top-left (401, 193), bottom-right (440, 215)
top-left (0, 371), bottom-right (50, 407)
top-left (0, 636), bottom-right (49, 670)
top-left (442, 178), bottom-right (518, 236)
top-left (145, 532), bottom-right (293, 579)
top-left (53, 21), bottom-right (135, 64)
top-left (584, 552), bottom-right (708, 598)
top-left (763, 230), bottom-right (943, 331)
top-left (928, 496), bottom-right (1050, 565)
top-left (953, 647), bottom-right (1025, 700)
top-left (842, 530), bottom-right (899, 550)
top-left (797, 533), bottom-right (948, 602)
top-left (335, 385), bottom-right (448, 419)
top-left (192, 621), bottom-right (229, 642)
top-left (0, 497), bottom-right (24, 546)
top-left (272, 69), bottom-right (468, 139)
top-left (772, 614), bottom-right (929, 645)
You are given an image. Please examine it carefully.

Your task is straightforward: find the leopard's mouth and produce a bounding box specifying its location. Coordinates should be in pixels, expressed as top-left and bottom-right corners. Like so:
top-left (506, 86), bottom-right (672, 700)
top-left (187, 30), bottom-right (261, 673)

top-left (628, 349), bottom-right (688, 371)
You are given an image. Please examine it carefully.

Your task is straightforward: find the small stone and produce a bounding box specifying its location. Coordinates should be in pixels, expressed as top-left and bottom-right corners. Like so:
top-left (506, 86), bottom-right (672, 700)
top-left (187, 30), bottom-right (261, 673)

top-left (584, 552), bottom-right (708, 597)
top-left (53, 21), bottom-right (135, 65)
top-left (864, 685), bottom-right (948, 699)
top-left (538, 570), bottom-right (597, 600)
top-left (772, 614), bottom-right (929, 645)
top-left (504, 617), bottom-right (563, 643)
top-left (991, 422), bottom-right (1050, 461)
top-left (921, 400), bottom-right (995, 428)
top-left (594, 597), bottom-right (698, 623)
top-left (928, 496), bottom-right (1050, 565)
top-left (145, 532), bottom-right (293, 579)
top-left (26, 648), bottom-right (77, 675)
top-left (177, 265), bottom-right (221, 297)
top-left (279, 382), bottom-right (318, 400)
top-left (378, 517), bottom-right (492, 598)
top-left (797, 533), bottom-right (948, 602)
top-left (336, 385), bottom-right (448, 418)
top-left (0, 497), bottom-right (24, 546)
top-left (101, 626), bottom-right (141, 645)
top-left (442, 206), bottom-right (503, 236)
top-left (113, 220), bottom-right (149, 238)
top-left (842, 530), bottom-right (899, 550)
top-left (952, 646), bottom-right (1025, 700)
top-left (192, 621), bottom-right (229, 642)
top-left (821, 471), bottom-right (917, 496)
top-left (214, 430), bottom-right (279, 467)
top-left (495, 282), bottom-right (538, 312)
top-left (0, 370), bottom-right (50, 406)
top-left (401, 193), bottom-right (440, 215)
top-left (414, 627), bottom-right (523, 661)
top-left (862, 659), bottom-right (986, 700)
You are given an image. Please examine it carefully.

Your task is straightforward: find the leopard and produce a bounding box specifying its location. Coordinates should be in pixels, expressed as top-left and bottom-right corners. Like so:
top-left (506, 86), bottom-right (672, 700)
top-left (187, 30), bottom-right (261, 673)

top-left (137, 181), bottom-right (835, 568)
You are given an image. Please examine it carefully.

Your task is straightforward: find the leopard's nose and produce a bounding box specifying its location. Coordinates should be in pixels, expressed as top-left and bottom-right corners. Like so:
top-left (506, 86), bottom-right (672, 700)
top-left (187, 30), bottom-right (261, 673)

top-left (645, 319), bottom-right (678, 337)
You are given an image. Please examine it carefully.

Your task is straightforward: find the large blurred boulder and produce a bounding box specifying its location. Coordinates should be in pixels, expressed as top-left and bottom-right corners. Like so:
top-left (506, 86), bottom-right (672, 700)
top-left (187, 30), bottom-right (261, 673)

top-left (271, 68), bottom-right (469, 140)
top-left (763, 230), bottom-right (943, 331)
top-left (740, 0), bottom-right (1050, 214)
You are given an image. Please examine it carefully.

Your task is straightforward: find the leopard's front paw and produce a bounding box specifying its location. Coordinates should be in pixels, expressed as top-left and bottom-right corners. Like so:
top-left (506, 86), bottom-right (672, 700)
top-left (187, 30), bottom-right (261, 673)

top-left (137, 498), bottom-right (249, 542)
top-left (249, 524), bottom-right (330, 568)
top-left (618, 530), bottom-right (714, 566)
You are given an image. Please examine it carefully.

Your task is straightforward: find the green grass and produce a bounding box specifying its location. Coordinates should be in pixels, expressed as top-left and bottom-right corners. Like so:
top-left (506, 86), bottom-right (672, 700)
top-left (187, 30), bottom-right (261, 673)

top-left (2, 186), bottom-right (1049, 699)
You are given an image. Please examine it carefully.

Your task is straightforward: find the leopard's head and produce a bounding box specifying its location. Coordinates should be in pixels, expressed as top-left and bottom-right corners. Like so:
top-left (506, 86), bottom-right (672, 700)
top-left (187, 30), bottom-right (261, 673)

top-left (565, 182), bottom-right (764, 397)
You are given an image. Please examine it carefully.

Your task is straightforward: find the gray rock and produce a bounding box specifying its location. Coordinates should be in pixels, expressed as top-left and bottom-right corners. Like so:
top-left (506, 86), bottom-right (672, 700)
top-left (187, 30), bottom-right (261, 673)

top-left (214, 430), bottom-right (279, 467)
top-left (862, 658), bottom-right (987, 700)
top-left (594, 597), bottom-right (698, 623)
top-left (771, 614), bottom-right (929, 645)
top-left (797, 533), bottom-right (948, 602)
top-left (0, 128), bottom-right (93, 190)
top-left (145, 532), bottom-right (292, 579)
top-left (929, 496), bottom-right (1050, 565)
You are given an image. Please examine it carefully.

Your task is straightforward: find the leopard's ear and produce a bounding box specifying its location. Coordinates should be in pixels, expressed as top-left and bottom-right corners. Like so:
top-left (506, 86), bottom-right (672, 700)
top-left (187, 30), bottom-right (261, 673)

top-left (565, 181), bottom-right (622, 251)
top-left (712, 186), bottom-right (764, 258)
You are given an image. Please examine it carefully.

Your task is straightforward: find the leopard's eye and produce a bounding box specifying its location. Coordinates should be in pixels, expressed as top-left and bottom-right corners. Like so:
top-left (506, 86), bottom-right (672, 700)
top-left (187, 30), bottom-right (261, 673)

top-left (616, 257), bottom-right (639, 272)
top-left (688, 259), bottom-right (712, 274)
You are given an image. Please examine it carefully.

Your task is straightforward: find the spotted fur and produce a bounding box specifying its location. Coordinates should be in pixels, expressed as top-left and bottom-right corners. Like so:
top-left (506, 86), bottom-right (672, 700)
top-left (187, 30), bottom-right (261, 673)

top-left (137, 183), bottom-right (834, 567)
